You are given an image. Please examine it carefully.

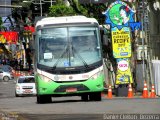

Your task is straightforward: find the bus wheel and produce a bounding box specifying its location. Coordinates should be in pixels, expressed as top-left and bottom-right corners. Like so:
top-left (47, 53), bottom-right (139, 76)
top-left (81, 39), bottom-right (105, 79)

top-left (37, 95), bottom-right (52, 104)
top-left (81, 94), bottom-right (88, 101)
top-left (89, 92), bottom-right (101, 101)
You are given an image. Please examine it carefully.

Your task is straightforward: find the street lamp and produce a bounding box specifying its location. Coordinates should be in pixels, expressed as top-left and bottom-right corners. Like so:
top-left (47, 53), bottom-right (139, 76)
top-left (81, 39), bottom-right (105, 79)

top-left (40, 0), bottom-right (42, 16)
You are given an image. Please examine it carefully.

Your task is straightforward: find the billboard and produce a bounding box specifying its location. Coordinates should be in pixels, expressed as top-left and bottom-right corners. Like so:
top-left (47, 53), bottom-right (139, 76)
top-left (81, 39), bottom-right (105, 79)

top-left (111, 27), bottom-right (132, 58)
top-left (116, 58), bottom-right (133, 84)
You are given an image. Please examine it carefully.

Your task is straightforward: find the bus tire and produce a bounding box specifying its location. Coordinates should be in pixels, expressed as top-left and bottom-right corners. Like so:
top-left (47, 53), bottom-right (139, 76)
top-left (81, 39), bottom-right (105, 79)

top-left (37, 95), bottom-right (44, 104)
top-left (89, 92), bottom-right (101, 101)
top-left (81, 94), bottom-right (88, 101)
top-left (37, 95), bottom-right (52, 104)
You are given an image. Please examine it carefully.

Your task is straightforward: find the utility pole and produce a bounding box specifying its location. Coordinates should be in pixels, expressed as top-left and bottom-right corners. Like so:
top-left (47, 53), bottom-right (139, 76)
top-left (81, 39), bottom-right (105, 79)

top-left (40, 0), bottom-right (42, 16)
top-left (141, 0), bottom-right (153, 89)
top-left (51, 0), bottom-right (52, 6)
top-left (141, 0), bottom-right (145, 82)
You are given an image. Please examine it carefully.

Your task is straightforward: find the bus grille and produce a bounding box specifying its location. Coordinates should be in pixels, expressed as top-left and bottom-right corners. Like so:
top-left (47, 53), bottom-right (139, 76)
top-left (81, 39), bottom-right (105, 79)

top-left (54, 84), bottom-right (89, 92)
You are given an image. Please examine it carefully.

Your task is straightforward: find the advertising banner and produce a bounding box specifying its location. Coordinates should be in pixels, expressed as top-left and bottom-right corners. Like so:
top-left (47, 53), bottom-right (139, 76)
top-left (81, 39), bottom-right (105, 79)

top-left (0, 31), bottom-right (18, 44)
top-left (0, 34), bottom-right (6, 43)
top-left (103, 0), bottom-right (141, 86)
top-left (24, 26), bottom-right (35, 33)
top-left (103, 0), bottom-right (135, 29)
top-left (116, 58), bottom-right (133, 84)
top-left (111, 27), bottom-right (131, 58)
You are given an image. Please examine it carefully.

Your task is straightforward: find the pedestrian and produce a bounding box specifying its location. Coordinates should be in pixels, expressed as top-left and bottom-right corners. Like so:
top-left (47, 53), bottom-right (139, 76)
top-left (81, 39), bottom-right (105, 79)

top-left (26, 48), bottom-right (32, 71)
top-left (14, 58), bottom-right (18, 70)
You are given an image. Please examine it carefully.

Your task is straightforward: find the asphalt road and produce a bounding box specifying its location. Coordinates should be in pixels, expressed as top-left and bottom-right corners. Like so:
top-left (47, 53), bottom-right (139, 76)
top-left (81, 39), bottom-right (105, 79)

top-left (0, 80), bottom-right (160, 120)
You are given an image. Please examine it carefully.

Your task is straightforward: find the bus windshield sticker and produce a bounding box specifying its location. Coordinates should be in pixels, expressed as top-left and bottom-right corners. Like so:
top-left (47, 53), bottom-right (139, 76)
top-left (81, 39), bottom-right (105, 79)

top-left (64, 61), bottom-right (69, 67)
top-left (44, 52), bottom-right (53, 59)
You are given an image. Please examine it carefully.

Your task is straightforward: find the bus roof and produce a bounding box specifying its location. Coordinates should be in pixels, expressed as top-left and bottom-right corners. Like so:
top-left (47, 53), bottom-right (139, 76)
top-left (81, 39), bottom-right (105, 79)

top-left (36, 16), bottom-right (99, 27)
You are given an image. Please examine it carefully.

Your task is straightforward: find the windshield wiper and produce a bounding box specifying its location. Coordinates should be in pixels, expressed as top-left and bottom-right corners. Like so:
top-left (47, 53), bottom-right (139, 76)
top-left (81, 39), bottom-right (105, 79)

top-left (72, 45), bottom-right (89, 69)
top-left (52, 44), bottom-right (89, 70)
top-left (52, 45), bottom-right (69, 70)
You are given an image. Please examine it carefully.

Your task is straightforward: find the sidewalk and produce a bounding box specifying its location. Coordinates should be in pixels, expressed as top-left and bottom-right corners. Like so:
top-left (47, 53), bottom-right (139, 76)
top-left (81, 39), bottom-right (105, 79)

top-left (0, 110), bottom-right (27, 120)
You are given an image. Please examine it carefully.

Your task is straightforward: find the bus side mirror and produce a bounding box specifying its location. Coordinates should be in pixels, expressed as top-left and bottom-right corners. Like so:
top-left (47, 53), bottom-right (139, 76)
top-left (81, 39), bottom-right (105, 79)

top-left (102, 35), bottom-right (108, 46)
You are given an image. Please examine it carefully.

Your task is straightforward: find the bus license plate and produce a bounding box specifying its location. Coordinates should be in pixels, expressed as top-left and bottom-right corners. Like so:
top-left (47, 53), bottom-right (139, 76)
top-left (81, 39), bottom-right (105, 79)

top-left (66, 88), bottom-right (77, 92)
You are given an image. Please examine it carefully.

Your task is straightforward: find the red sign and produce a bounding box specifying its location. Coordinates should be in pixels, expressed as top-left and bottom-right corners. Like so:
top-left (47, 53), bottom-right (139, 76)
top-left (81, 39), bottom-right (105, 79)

top-left (24, 26), bottom-right (35, 33)
top-left (118, 60), bottom-right (129, 71)
top-left (0, 31), bottom-right (18, 44)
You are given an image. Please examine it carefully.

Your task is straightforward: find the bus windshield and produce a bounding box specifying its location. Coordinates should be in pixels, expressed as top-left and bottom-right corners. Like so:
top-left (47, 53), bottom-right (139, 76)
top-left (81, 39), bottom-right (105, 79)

top-left (37, 26), bottom-right (102, 68)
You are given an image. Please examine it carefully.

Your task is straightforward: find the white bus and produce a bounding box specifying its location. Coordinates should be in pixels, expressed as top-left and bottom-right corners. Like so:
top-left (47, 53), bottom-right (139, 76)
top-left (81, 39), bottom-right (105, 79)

top-left (34, 16), bottom-right (105, 103)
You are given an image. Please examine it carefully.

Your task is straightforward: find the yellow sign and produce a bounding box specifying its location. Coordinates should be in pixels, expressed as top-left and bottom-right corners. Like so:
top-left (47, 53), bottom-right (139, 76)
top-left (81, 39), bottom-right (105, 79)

top-left (111, 27), bottom-right (131, 58)
top-left (0, 34), bottom-right (6, 43)
top-left (116, 58), bottom-right (133, 84)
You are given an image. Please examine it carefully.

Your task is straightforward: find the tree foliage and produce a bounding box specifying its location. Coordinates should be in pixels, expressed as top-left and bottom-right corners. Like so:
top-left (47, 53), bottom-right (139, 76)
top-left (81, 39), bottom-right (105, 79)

top-left (0, 17), bottom-right (2, 27)
top-left (48, 4), bottom-right (76, 17)
top-left (12, 0), bottom-right (106, 24)
top-left (48, 0), bottom-right (88, 17)
top-left (82, 3), bottom-right (106, 24)
top-left (0, 17), bottom-right (5, 30)
top-left (48, 0), bottom-right (106, 24)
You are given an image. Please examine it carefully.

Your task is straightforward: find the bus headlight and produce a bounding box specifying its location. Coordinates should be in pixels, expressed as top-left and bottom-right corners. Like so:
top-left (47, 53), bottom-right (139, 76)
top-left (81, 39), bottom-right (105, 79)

top-left (90, 70), bottom-right (103, 80)
top-left (39, 74), bottom-right (52, 82)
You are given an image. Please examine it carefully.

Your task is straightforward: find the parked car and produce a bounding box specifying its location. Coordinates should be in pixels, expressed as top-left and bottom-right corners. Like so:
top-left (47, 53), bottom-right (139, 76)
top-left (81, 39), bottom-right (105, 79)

top-left (15, 76), bottom-right (36, 97)
top-left (0, 65), bottom-right (13, 73)
top-left (0, 68), bottom-right (14, 82)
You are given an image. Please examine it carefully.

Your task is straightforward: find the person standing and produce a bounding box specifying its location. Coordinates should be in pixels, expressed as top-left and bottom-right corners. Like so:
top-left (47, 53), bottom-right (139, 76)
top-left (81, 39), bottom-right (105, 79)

top-left (26, 48), bottom-right (32, 71)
